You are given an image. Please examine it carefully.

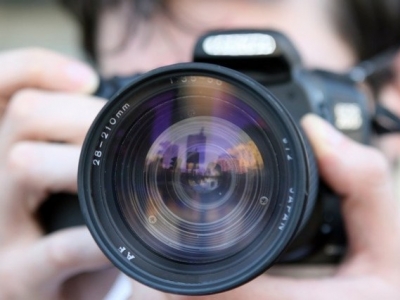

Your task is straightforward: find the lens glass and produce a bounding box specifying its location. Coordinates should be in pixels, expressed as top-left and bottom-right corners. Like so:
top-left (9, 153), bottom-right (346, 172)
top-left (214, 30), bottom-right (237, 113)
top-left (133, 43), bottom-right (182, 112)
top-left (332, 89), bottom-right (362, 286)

top-left (81, 65), bottom-right (314, 294)
top-left (114, 75), bottom-right (280, 264)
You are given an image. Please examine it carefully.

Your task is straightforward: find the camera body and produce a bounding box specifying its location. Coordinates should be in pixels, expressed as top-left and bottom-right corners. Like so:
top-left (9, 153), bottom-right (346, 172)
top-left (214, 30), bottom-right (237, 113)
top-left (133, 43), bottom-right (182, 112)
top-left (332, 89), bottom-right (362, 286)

top-left (41, 30), bottom-right (372, 295)
top-left (191, 30), bottom-right (371, 264)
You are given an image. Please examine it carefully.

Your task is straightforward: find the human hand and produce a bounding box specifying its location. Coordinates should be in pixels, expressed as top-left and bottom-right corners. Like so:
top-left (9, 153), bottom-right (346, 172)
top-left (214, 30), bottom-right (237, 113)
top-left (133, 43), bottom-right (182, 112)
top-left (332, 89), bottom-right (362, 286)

top-left (127, 114), bottom-right (400, 300)
top-left (0, 48), bottom-right (117, 300)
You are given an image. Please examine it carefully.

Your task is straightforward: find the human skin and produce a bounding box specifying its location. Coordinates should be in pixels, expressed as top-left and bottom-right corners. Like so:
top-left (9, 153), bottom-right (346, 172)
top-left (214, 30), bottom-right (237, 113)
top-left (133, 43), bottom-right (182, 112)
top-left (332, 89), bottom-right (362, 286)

top-left (98, 0), bottom-right (355, 76)
top-left (0, 49), bottom-right (116, 299)
top-left (0, 0), bottom-right (400, 299)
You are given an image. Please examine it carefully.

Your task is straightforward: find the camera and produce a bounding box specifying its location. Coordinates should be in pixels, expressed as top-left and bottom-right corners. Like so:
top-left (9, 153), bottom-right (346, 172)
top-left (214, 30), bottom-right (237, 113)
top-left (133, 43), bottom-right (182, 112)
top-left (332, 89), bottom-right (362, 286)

top-left (45, 30), bottom-right (374, 295)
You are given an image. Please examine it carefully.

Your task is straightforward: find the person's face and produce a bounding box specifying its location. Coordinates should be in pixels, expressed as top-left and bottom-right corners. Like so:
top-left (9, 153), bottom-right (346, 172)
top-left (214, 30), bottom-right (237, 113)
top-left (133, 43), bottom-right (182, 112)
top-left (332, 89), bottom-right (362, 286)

top-left (97, 0), bottom-right (356, 77)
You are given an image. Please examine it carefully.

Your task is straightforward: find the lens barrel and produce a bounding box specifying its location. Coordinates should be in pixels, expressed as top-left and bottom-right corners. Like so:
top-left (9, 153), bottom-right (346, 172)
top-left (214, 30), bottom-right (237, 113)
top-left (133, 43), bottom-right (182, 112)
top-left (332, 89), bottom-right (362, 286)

top-left (79, 63), bottom-right (317, 295)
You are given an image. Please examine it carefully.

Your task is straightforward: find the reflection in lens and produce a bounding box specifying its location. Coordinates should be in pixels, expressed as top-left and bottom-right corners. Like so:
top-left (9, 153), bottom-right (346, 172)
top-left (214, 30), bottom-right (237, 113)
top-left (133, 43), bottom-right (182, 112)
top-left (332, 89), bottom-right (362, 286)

top-left (122, 115), bottom-right (272, 263)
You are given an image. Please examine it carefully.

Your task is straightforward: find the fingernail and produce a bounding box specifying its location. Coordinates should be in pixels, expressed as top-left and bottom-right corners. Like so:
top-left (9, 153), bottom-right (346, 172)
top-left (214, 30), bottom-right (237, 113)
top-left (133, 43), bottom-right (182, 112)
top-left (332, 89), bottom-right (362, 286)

top-left (65, 62), bottom-right (99, 93)
top-left (301, 114), bottom-right (346, 155)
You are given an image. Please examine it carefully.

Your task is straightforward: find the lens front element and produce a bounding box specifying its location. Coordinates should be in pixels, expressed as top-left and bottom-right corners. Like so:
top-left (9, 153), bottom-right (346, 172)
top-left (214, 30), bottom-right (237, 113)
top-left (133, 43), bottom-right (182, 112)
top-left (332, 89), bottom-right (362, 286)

top-left (120, 114), bottom-right (269, 264)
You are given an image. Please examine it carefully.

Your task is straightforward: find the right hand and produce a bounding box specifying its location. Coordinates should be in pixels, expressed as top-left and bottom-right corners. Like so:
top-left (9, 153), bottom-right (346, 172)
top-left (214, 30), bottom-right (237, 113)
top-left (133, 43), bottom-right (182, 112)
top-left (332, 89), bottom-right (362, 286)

top-left (0, 48), bottom-right (117, 300)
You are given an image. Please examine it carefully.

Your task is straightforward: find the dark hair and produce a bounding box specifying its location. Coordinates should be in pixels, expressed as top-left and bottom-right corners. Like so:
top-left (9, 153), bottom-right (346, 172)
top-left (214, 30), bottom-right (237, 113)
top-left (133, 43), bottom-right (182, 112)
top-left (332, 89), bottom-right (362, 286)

top-left (335, 0), bottom-right (400, 61)
top-left (60, 0), bottom-right (400, 63)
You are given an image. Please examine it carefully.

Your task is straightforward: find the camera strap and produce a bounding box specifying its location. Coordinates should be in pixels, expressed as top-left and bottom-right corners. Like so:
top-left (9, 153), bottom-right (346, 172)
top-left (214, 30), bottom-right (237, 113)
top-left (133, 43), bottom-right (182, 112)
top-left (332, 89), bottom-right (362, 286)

top-left (373, 103), bottom-right (400, 134)
top-left (347, 46), bottom-right (400, 135)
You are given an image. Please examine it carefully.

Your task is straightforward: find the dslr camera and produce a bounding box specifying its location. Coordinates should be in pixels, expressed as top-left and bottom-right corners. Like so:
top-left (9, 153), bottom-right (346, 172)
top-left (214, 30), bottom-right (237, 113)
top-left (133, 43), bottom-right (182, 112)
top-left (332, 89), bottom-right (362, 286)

top-left (52, 30), bottom-right (379, 295)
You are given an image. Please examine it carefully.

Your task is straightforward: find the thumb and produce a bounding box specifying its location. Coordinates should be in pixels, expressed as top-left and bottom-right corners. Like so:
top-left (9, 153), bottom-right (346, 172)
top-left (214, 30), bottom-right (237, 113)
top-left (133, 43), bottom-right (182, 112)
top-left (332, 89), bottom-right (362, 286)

top-left (28, 227), bottom-right (111, 287)
top-left (301, 114), bottom-right (400, 259)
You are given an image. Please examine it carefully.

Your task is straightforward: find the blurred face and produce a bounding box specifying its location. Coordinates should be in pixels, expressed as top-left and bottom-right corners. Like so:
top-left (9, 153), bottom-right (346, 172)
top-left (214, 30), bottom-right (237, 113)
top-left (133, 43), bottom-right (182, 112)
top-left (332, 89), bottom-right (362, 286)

top-left (97, 0), bottom-right (356, 77)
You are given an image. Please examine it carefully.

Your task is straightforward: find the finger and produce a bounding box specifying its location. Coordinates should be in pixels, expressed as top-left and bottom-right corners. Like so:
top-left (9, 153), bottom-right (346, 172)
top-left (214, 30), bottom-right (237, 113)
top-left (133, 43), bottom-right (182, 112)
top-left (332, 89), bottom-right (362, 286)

top-left (9, 141), bottom-right (80, 193)
top-left (0, 142), bottom-right (81, 235)
top-left (1, 90), bottom-right (105, 146)
top-left (301, 114), bottom-right (400, 260)
top-left (0, 48), bottom-right (99, 98)
top-left (26, 227), bottom-right (111, 289)
top-left (62, 268), bottom-right (120, 300)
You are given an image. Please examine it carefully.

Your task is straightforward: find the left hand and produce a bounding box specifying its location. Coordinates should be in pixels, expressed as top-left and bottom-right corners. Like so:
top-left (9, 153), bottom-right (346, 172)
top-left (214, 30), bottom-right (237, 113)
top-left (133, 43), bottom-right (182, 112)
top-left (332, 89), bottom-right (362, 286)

top-left (0, 48), bottom-right (117, 300)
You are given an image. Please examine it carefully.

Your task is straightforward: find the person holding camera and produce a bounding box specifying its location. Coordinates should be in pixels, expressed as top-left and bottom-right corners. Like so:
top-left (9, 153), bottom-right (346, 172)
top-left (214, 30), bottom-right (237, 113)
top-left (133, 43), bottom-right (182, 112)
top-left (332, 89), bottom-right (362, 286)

top-left (1, 0), bottom-right (400, 299)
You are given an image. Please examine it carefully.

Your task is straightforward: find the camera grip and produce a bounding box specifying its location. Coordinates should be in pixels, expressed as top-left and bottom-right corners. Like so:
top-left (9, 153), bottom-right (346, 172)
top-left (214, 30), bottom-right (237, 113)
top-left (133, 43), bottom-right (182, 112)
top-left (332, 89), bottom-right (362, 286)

top-left (37, 193), bottom-right (85, 233)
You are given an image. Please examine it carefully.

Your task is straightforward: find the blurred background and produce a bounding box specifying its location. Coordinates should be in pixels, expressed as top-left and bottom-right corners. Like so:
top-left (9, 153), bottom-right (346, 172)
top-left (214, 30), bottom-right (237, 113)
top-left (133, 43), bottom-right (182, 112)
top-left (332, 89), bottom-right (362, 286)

top-left (1, 0), bottom-right (400, 200)
top-left (0, 0), bottom-right (83, 59)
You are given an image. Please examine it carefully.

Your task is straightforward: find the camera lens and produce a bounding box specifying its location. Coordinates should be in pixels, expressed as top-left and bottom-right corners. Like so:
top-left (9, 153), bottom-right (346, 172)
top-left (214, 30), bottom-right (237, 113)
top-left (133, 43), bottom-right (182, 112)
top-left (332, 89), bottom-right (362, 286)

top-left (79, 63), bottom-right (317, 295)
